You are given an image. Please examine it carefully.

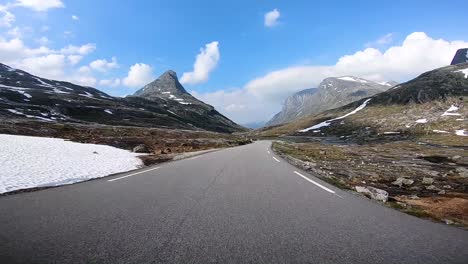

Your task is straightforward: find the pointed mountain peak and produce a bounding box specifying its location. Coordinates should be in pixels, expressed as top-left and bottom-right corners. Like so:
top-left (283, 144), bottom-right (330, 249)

top-left (160, 70), bottom-right (178, 79)
top-left (451, 48), bottom-right (468, 65)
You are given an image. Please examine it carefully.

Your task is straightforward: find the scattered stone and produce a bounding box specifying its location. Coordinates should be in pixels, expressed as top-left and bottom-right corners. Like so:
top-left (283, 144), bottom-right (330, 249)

top-left (451, 155), bottom-right (461, 161)
top-left (355, 186), bottom-right (388, 203)
top-left (392, 177), bottom-right (414, 187)
top-left (396, 202), bottom-right (407, 207)
top-left (409, 186), bottom-right (421, 191)
top-left (409, 194), bottom-right (420, 200)
top-left (438, 190), bottom-right (446, 195)
top-left (422, 177), bottom-right (434, 185)
top-left (443, 185), bottom-right (452, 189)
top-left (443, 219), bottom-right (454, 225)
top-left (132, 144), bottom-right (149, 153)
top-left (455, 167), bottom-right (468, 178)
top-left (426, 185), bottom-right (441, 191)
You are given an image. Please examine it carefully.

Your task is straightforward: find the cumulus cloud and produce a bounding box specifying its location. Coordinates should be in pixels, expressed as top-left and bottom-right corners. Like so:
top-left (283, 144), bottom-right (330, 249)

top-left (264, 9), bottom-right (280, 27)
top-left (0, 7), bottom-right (15, 28)
top-left (99, 78), bottom-right (121, 87)
top-left (67, 54), bottom-right (82, 65)
top-left (89, 57), bottom-right (118, 72)
top-left (194, 32), bottom-right (468, 124)
top-left (15, 0), bottom-right (64, 12)
top-left (180, 41), bottom-right (220, 85)
top-left (123, 63), bottom-right (154, 88)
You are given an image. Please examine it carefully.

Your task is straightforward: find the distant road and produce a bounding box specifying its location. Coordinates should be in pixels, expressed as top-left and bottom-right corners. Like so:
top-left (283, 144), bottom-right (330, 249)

top-left (1, 141), bottom-right (467, 264)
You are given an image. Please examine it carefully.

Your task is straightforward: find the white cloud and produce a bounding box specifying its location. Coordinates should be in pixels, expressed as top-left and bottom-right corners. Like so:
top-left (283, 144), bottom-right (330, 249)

top-left (60, 43), bottom-right (96, 55)
top-left (365, 33), bottom-right (394, 48)
top-left (89, 57), bottom-right (118, 72)
top-left (67, 54), bottom-right (82, 65)
top-left (180, 41), bottom-right (220, 85)
top-left (99, 78), bottom-right (121, 87)
top-left (245, 32), bottom-right (468, 103)
top-left (17, 54), bottom-right (66, 79)
top-left (194, 32), bottom-right (468, 124)
top-left (7, 26), bottom-right (21, 37)
top-left (123, 63), bottom-right (154, 88)
top-left (0, 7), bottom-right (15, 28)
top-left (264, 8), bottom-right (280, 27)
top-left (15, 0), bottom-right (64, 12)
top-left (72, 15), bottom-right (79, 20)
top-left (35, 36), bottom-right (49, 45)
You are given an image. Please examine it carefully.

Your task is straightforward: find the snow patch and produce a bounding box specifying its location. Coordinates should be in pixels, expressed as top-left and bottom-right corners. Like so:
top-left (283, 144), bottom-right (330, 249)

top-left (455, 130), bottom-right (467, 136)
top-left (299, 99), bottom-right (371, 132)
top-left (441, 105), bottom-right (461, 116)
top-left (337, 76), bottom-right (368, 83)
top-left (454, 68), bottom-right (468, 78)
top-left (415, 118), bottom-right (427, 124)
top-left (6, 109), bottom-right (53, 122)
top-left (383, 132), bottom-right (400, 135)
top-left (433, 130), bottom-right (449, 134)
top-left (0, 134), bottom-right (143, 194)
top-left (104, 109), bottom-right (113, 115)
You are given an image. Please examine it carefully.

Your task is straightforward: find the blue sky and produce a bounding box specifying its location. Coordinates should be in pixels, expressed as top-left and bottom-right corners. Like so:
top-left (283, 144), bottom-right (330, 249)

top-left (1, 0), bottom-right (468, 123)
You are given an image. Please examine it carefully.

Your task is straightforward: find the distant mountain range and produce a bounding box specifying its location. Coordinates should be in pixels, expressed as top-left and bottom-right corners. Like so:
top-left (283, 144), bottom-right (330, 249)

top-left (0, 64), bottom-right (246, 133)
top-left (258, 61), bottom-right (467, 139)
top-left (266, 76), bottom-right (397, 126)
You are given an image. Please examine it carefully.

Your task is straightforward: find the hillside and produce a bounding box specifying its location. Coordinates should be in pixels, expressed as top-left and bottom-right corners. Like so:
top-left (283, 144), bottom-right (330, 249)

top-left (0, 64), bottom-right (245, 133)
top-left (259, 63), bottom-right (467, 142)
top-left (266, 76), bottom-right (394, 126)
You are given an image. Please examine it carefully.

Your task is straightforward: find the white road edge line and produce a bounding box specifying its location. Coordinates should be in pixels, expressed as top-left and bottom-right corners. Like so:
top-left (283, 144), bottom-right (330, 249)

top-left (188, 156), bottom-right (200, 160)
top-left (273, 157), bottom-right (280, 162)
top-left (294, 171), bottom-right (336, 194)
top-left (108, 167), bottom-right (161, 182)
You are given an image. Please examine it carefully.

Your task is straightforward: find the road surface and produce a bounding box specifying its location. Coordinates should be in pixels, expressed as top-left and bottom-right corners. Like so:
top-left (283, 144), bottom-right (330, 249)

top-left (0, 141), bottom-right (467, 263)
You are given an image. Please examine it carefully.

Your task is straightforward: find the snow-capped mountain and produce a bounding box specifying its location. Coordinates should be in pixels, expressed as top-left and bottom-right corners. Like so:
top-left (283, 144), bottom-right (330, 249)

top-left (0, 63), bottom-right (245, 133)
top-left (451, 48), bottom-right (468, 65)
top-left (260, 62), bottom-right (467, 138)
top-left (266, 76), bottom-right (394, 126)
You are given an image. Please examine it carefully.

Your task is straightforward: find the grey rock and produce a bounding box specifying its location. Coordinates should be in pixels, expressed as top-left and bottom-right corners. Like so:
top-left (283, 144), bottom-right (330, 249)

top-left (450, 48), bottom-right (468, 65)
top-left (409, 195), bottom-right (420, 200)
top-left (426, 185), bottom-right (441, 191)
top-left (455, 167), bottom-right (468, 178)
top-left (422, 177), bottom-right (434, 185)
top-left (438, 190), bottom-right (446, 195)
top-left (132, 144), bottom-right (149, 153)
top-left (266, 76), bottom-right (394, 126)
top-left (355, 186), bottom-right (389, 203)
top-left (392, 177), bottom-right (414, 187)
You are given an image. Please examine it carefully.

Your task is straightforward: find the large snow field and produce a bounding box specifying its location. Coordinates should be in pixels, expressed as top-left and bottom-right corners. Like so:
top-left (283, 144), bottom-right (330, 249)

top-left (0, 134), bottom-right (143, 194)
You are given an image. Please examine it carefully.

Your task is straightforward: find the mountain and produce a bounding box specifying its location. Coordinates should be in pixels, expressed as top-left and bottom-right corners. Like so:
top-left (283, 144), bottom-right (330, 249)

top-left (258, 63), bottom-right (467, 139)
top-left (451, 48), bottom-right (468, 65)
top-left (0, 64), bottom-right (245, 133)
top-left (266, 76), bottom-right (394, 126)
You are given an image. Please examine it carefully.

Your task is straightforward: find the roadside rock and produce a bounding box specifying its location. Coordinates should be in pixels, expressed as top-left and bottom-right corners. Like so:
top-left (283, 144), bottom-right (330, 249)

top-left (422, 177), bottom-right (434, 185)
top-left (355, 186), bottom-right (388, 203)
top-left (132, 144), bottom-right (149, 153)
top-left (456, 167), bottom-right (468, 178)
top-left (426, 185), bottom-right (441, 192)
top-left (392, 177), bottom-right (414, 187)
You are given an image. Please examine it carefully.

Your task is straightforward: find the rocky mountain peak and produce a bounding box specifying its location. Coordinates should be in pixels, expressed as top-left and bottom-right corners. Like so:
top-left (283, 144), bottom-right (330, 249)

top-left (451, 48), bottom-right (468, 65)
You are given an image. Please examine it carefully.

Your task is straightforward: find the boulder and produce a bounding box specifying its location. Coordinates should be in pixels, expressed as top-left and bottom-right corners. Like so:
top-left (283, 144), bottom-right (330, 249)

top-left (422, 177), bottom-right (434, 185)
top-left (455, 167), bottom-right (468, 178)
top-left (355, 186), bottom-right (388, 203)
top-left (426, 185), bottom-right (441, 192)
top-left (132, 144), bottom-right (149, 153)
top-left (391, 177), bottom-right (414, 187)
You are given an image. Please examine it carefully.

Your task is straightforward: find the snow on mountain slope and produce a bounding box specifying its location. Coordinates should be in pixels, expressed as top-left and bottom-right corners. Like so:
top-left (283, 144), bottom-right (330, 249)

top-left (0, 134), bottom-right (143, 194)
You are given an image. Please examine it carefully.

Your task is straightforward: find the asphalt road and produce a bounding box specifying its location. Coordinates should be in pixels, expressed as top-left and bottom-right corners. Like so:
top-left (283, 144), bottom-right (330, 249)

top-left (1, 141), bottom-right (467, 264)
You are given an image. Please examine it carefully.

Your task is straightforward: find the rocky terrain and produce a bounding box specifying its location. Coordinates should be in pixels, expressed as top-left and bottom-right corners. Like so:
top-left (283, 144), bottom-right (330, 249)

top-left (0, 64), bottom-right (246, 133)
top-left (259, 59), bottom-right (468, 227)
top-left (266, 76), bottom-right (395, 126)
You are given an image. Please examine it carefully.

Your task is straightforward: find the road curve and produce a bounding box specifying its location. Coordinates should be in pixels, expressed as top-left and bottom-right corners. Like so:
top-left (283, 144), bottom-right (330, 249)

top-left (0, 141), bottom-right (467, 264)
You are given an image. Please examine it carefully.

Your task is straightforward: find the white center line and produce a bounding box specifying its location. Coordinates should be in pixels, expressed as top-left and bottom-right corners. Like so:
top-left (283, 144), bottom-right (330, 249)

top-left (273, 157), bottom-right (280, 162)
top-left (108, 167), bottom-right (161, 182)
top-left (293, 171), bottom-right (336, 194)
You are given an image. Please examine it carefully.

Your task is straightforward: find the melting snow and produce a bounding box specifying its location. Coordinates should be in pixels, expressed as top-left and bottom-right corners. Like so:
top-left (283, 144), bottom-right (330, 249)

top-left (455, 130), bottom-right (467, 136)
top-left (433, 130), bottom-right (450, 134)
top-left (454, 68), bottom-right (468, 78)
top-left (441, 105), bottom-right (461, 116)
top-left (384, 132), bottom-right (400, 135)
top-left (415, 118), bottom-right (427, 123)
top-left (104, 109), bottom-right (113, 114)
top-left (0, 134), bottom-right (143, 194)
top-left (299, 99), bottom-right (371, 132)
top-left (6, 109), bottom-right (53, 122)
